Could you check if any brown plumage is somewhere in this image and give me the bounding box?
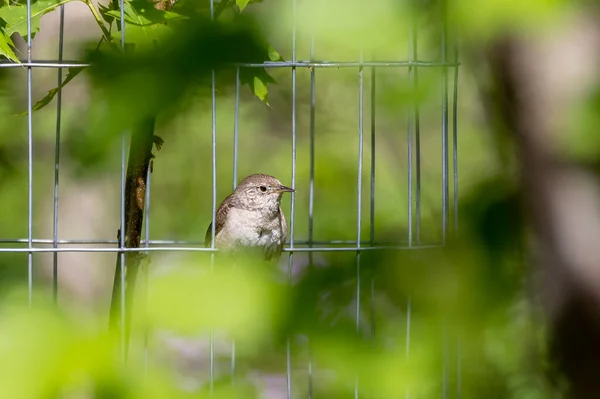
[205,174,294,261]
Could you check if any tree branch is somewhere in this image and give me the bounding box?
[109,116,158,358]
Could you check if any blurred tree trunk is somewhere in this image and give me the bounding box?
[473,10,600,398]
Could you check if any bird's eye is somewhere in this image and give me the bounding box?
[259,186,267,192]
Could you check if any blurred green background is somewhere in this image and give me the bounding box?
[1,0,597,397]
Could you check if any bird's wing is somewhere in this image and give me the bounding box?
[262,209,288,262]
[280,207,288,251]
[205,196,233,248]
[267,207,287,261]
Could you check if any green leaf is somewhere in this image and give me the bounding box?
[18,67,84,115]
[104,0,186,48]
[267,44,283,61]
[236,0,250,11]
[251,75,267,104]
[237,0,264,12]
[104,0,187,25]
[0,0,78,41]
[0,21,19,62]
[240,68,277,106]
[109,25,171,51]
[98,2,118,25]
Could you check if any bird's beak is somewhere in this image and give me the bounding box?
[277,185,295,193]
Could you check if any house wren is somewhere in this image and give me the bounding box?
[204,174,294,261]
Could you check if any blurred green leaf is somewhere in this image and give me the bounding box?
[236,0,250,12]
[267,44,283,61]
[109,22,171,50]
[0,19,19,62]
[294,0,412,60]
[563,87,600,162]
[18,67,84,115]
[451,0,572,39]
[144,263,285,343]
[0,0,76,41]
[85,15,279,129]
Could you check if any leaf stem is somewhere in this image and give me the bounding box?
[82,0,119,51]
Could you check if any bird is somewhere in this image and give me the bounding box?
[204,174,294,261]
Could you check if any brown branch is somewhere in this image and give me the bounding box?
[109,116,158,359]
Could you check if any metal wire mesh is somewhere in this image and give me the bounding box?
[0,0,460,397]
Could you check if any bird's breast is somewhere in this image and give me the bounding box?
[216,208,285,250]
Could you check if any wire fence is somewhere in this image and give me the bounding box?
[0,0,460,397]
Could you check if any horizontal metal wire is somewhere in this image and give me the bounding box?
[0,60,460,69]
[0,61,90,68]
[0,245,439,253]
[0,238,431,246]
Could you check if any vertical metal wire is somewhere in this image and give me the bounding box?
[442,327,448,399]
[286,339,292,399]
[355,51,365,399]
[231,341,236,383]
[231,66,240,383]
[369,67,376,245]
[288,0,297,285]
[356,55,364,328]
[143,165,151,377]
[406,29,418,388]
[409,41,421,245]
[370,279,375,340]
[119,0,127,364]
[453,41,461,399]
[440,3,449,244]
[208,0,217,254]
[405,298,411,399]
[209,73,216,392]
[452,45,459,233]
[369,66,376,341]
[26,0,33,306]
[119,155,126,361]
[457,338,461,399]
[308,37,315,266]
[233,67,240,190]
[407,28,414,247]
[287,0,298,396]
[209,1,216,394]
[307,33,316,399]
[52,4,65,304]
[408,22,423,247]
[441,4,450,397]
[307,351,313,399]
